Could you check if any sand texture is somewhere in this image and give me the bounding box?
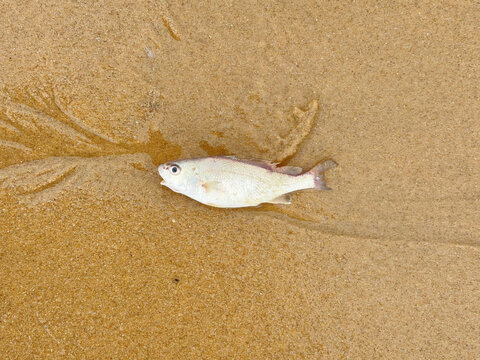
[1,1,479,359]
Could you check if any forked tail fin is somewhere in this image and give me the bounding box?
[309,160,337,190]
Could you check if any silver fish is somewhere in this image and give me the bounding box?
[158,156,336,208]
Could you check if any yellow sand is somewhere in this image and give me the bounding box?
[1,1,479,358]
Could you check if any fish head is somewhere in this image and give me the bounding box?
[158,160,196,193]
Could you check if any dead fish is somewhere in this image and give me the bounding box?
[158,156,337,208]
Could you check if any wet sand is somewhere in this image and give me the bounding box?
[1,1,479,358]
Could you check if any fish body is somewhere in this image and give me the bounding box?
[158,156,336,208]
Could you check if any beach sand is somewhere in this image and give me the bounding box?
[1,1,479,358]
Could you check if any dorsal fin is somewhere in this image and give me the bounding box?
[217,156,278,171]
[216,156,305,175]
[275,166,303,175]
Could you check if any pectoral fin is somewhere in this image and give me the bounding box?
[201,180,222,193]
[266,194,291,205]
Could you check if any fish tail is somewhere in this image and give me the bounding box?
[308,160,337,190]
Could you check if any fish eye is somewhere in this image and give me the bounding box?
[169,164,181,175]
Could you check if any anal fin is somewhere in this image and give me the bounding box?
[266,193,291,205]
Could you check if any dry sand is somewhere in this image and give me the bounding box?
[1,1,479,358]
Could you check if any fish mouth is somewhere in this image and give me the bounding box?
[160,180,166,186]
